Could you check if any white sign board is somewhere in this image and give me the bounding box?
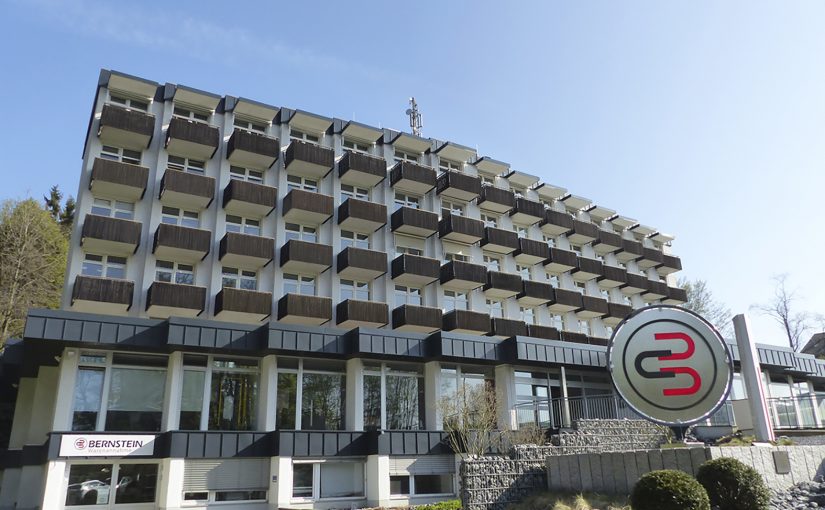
[59,434,156,457]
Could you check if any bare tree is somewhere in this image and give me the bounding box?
[678,278,732,337]
[752,274,812,351]
[438,382,500,458]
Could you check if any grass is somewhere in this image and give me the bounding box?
[508,491,631,510]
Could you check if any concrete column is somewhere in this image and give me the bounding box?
[275,456,293,508]
[162,351,183,431]
[560,366,571,428]
[733,314,775,442]
[40,460,67,510]
[8,378,34,448]
[424,361,442,429]
[28,367,58,444]
[0,468,21,508]
[258,354,278,431]
[366,454,390,507]
[494,365,517,430]
[51,347,80,432]
[157,458,184,510]
[346,358,365,430]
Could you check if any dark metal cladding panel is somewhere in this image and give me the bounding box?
[282,188,334,218]
[515,238,550,260]
[336,300,389,326]
[481,226,519,251]
[600,265,627,284]
[215,288,272,317]
[390,206,439,234]
[337,247,388,275]
[435,170,482,198]
[285,139,335,170]
[219,232,275,262]
[624,273,649,290]
[547,247,578,268]
[608,302,633,320]
[477,185,515,210]
[642,247,664,265]
[662,254,682,271]
[99,104,155,138]
[438,214,484,240]
[667,286,688,303]
[543,209,574,232]
[563,331,589,345]
[279,239,333,268]
[511,197,545,221]
[485,271,523,294]
[72,276,134,307]
[223,179,277,211]
[81,214,142,247]
[91,157,149,192]
[519,280,555,302]
[644,280,669,297]
[572,219,598,239]
[442,309,491,334]
[390,161,437,188]
[153,223,211,254]
[167,117,220,151]
[581,296,609,316]
[338,151,387,180]
[440,260,487,285]
[527,324,560,340]
[575,257,604,276]
[391,254,440,280]
[594,229,622,250]
[550,288,584,309]
[146,282,207,312]
[490,318,527,338]
[161,169,216,201]
[392,305,443,331]
[620,239,643,257]
[227,128,280,161]
[337,198,387,227]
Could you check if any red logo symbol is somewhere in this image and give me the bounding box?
[634,332,702,397]
[74,438,87,450]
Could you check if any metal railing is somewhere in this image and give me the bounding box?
[767,395,825,429]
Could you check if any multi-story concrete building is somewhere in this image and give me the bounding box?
[0,69,693,509]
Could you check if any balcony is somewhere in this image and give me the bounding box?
[338,198,387,233]
[642,280,669,301]
[338,151,387,188]
[336,299,389,329]
[477,185,515,213]
[657,254,682,276]
[489,318,527,339]
[567,220,598,245]
[166,117,220,160]
[483,271,523,298]
[514,238,550,265]
[89,158,149,202]
[223,179,277,218]
[541,209,574,237]
[571,257,603,282]
[226,128,280,169]
[219,232,274,268]
[576,295,609,319]
[562,331,590,345]
[146,281,206,318]
[638,247,664,269]
[284,140,334,178]
[277,294,332,326]
[543,247,577,274]
[214,288,272,323]
[436,171,482,202]
[81,215,142,256]
[391,254,440,287]
[480,226,519,254]
[282,189,334,225]
[153,223,211,263]
[390,161,437,194]
[440,260,487,290]
[517,280,555,306]
[280,239,333,274]
[662,286,688,305]
[616,238,643,263]
[547,288,583,313]
[604,302,633,326]
[509,197,545,225]
[621,273,648,295]
[527,324,560,341]
[598,265,627,288]
[392,304,442,334]
[159,170,215,210]
[390,206,439,238]
[592,229,622,255]
[98,104,155,150]
[443,309,490,335]
[337,247,388,280]
[71,275,133,314]
[438,214,484,244]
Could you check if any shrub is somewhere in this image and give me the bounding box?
[415,499,462,510]
[696,457,771,510]
[630,470,710,510]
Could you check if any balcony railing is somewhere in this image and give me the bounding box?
[767,395,825,430]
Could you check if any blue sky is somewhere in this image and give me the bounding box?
[2,0,823,347]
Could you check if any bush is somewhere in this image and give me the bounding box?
[630,470,709,510]
[696,457,771,510]
[415,499,461,510]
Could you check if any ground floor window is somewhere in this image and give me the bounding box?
[389,456,455,497]
[178,355,259,431]
[363,364,424,430]
[292,460,365,501]
[182,459,268,504]
[276,358,346,430]
[66,462,158,506]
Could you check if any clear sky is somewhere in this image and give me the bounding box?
[2,0,823,348]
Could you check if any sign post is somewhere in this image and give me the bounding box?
[607,305,733,427]
[733,314,775,442]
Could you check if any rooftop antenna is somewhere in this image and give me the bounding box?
[406,97,422,137]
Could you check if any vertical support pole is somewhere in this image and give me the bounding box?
[424,361,442,430]
[40,460,67,510]
[733,314,775,442]
[366,454,390,507]
[162,351,183,431]
[494,365,517,430]
[560,366,571,428]
[51,348,79,432]
[157,458,184,509]
[258,354,278,431]
[346,358,364,430]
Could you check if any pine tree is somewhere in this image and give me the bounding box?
[43,185,62,221]
[60,196,76,229]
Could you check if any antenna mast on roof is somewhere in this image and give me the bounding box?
[406,97,422,137]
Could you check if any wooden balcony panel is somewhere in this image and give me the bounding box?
[392,304,443,334]
[146,281,207,318]
[71,276,134,314]
[223,179,277,218]
[159,169,216,210]
[436,170,482,202]
[226,128,279,169]
[390,206,439,238]
[514,238,550,265]
[80,215,142,256]
[277,294,332,326]
[338,151,387,188]
[98,104,155,150]
[284,140,334,178]
[480,227,519,254]
[89,158,149,202]
[215,288,273,323]
[390,254,440,287]
[166,117,220,160]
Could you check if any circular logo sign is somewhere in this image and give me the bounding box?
[607,305,732,426]
[74,438,87,450]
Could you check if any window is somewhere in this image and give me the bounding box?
[233,117,267,133]
[161,206,199,228]
[90,198,134,220]
[395,285,422,307]
[109,93,149,111]
[514,224,529,239]
[229,166,263,183]
[443,290,468,312]
[604,326,614,338]
[600,288,610,300]
[66,462,158,506]
[487,299,503,318]
[277,359,346,431]
[364,364,424,430]
[285,223,317,242]
[547,274,559,287]
[341,183,369,201]
[574,281,586,294]
[550,314,563,330]
[441,200,464,218]
[444,252,469,263]
[341,231,369,249]
[100,145,141,165]
[511,185,526,197]
[292,461,364,500]
[394,192,420,210]
[394,150,419,163]
[155,260,194,285]
[569,243,583,255]
[343,138,370,154]
[283,274,316,295]
[516,264,531,279]
[543,234,556,247]
[173,106,209,122]
[520,306,536,324]
[483,254,501,272]
[580,320,591,336]
[481,213,498,228]
[341,280,370,301]
[439,159,461,173]
[287,174,318,192]
[82,254,126,279]
[290,129,320,144]
[167,155,205,175]
[222,267,257,290]
[395,242,423,257]
[226,215,261,236]
[179,355,258,431]
[480,173,496,187]
[71,352,167,432]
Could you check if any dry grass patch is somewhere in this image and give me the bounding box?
[508,491,631,510]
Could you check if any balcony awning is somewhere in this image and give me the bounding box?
[534,182,567,201]
[170,84,221,111]
[288,109,333,134]
[339,120,383,143]
[434,141,477,163]
[503,170,539,189]
[560,194,591,212]
[585,205,616,223]
[650,231,675,244]
[228,96,279,123]
[390,131,432,153]
[473,156,509,176]
[105,70,158,99]
[630,223,656,238]
[610,215,637,230]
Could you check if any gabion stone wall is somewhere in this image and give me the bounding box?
[555,419,671,453]
[460,457,547,510]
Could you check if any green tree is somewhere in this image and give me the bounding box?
[60,196,76,230]
[0,199,68,346]
[43,185,63,221]
[679,278,732,337]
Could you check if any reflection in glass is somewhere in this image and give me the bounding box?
[292,464,313,498]
[386,375,423,430]
[179,370,205,430]
[66,464,112,506]
[105,368,165,431]
[72,368,105,431]
[320,463,364,498]
[277,373,297,429]
[301,373,345,430]
[363,375,381,430]
[209,370,258,430]
[114,464,158,504]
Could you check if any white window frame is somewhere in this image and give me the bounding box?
[341,279,370,301]
[90,197,134,220]
[439,159,461,174]
[444,252,469,263]
[550,314,563,330]
[341,183,370,201]
[225,215,261,236]
[394,150,419,163]
[285,223,317,242]
[81,253,127,279]
[513,224,529,239]
[100,145,141,165]
[443,290,468,312]
[441,200,465,218]
[221,267,257,291]
[574,281,586,294]
[290,129,320,144]
[394,285,423,307]
[229,166,263,183]
[161,206,200,228]
[168,155,205,175]
[287,174,318,192]
[155,260,195,285]
[543,234,556,247]
[173,105,209,122]
[516,264,531,279]
[483,254,501,272]
[343,138,371,154]
[233,116,268,134]
[389,473,455,498]
[520,306,536,325]
[108,93,149,112]
[66,460,163,507]
[283,274,316,296]
[481,213,498,228]
[486,299,503,319]
[341,230,370,250]
[394,193,420,210]
[291,460,366,502]
[395,244,423,257]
